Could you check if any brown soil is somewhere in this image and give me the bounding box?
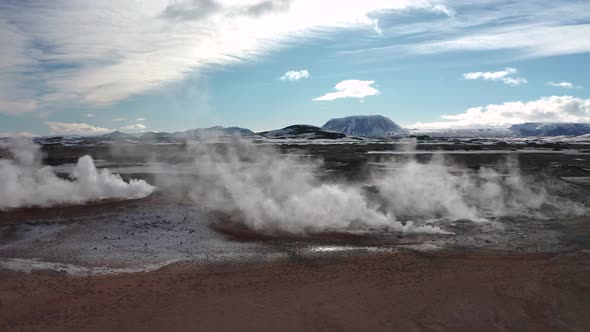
[1,250,589,332]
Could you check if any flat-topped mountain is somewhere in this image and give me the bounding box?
[322,115,408,137]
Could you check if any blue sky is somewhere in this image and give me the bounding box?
[0,0,589,136]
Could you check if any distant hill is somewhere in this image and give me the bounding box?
[509,123,590,136]
[259,124,346,139]
[101,131,137,140]
[173,126,254,139]
[94,126,255,143]
[322,115,408,137]
[138,131,175,142]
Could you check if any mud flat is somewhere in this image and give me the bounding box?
[1,250,589,332]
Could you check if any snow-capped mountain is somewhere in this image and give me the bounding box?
[322,115,408,137]
[509,123,590,136]
[260,125,346,139]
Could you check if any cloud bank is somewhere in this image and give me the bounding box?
[120,124,147,132]
[46,122,111,136]
[0,132,36,138]
[313,80,380,101]
[411,96,590,129]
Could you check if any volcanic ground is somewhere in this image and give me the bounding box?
[1,139,589,331]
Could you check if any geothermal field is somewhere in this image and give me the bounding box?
[0,136,589,331]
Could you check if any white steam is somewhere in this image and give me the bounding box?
[183,140,447,234]
[0,139,155,210]
[375,155,547,221]
[180,139,585,235]
[372,139,585,222]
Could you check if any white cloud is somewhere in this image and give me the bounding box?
[0,0,452,113]
[431,4,455,17]
[136,118,146,122]
[112,117,128,122]
[280,69,310,81]
[86,113,94,118]
[411,96,590,129]
[463,68,527,86]
[313,80,380,101]
[0,99,38,115]
[0,131,37,138]
[46,122,111,136]
[120,123,147,132]
[547,81,580,89]
[369,18,382,35]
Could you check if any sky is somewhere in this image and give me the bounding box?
[0,0,589,136]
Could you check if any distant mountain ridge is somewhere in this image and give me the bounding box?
[138,131,175,142]
[24,121,590,146]
[30,126,255,145]
[102,131,136,140]
[322,115,408,137]
[173,126,254,140]
[509,123,590,136]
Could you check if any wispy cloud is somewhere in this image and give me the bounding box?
[313,80,380,101]
[0,99,37,115]
[46,122,111,136]
[340,2,590,61]
[136,118,146,122]
[112,117,128,122]
[410,96,590,129]
[463,68,527,86]
[547,81,581,89]
[409,24,590,58]
[280,69,310,81]
[0,0,446,114]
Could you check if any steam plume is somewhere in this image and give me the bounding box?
[182,140,447,234]
[179,139,584,234]
[0,138,155,210]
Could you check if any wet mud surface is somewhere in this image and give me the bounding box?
[1,251,589,331]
